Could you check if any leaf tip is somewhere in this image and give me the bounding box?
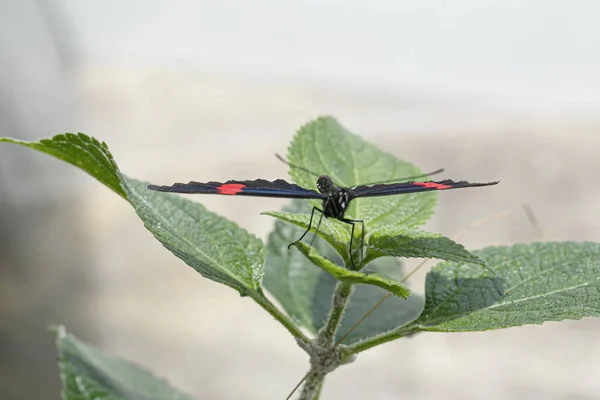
[49,324,67,338]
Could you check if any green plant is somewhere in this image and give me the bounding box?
[3,116,600,400]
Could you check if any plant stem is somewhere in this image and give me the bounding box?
[299,371,325,400]
[318,281,353,346]
[347,324,418,354]
[252,291,311,346]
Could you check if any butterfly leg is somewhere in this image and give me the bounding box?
[288,206,324,249]
[339,217,364,270]
[308,211,325,249]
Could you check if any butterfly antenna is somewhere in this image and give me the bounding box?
[405,168,445,180]
[275,153,321,178]
[360,168,445,186]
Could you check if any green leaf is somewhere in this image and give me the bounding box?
[0,133,126,199]
[270,117,487,271]
[54,326,193,400]
[124,177,265,296]
[1,134,265,297]
[409,242,600,332]
[263,200,423,343]
[294,241,410,298]
[364,226,485,266]
[286,116,438,228]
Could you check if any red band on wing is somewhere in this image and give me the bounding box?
[216,183,246,195]
[413,181,453,190]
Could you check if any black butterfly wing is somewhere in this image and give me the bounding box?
[147,178,325,199]
[352,179,499,198]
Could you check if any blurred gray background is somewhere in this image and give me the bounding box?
[1,1,599,399]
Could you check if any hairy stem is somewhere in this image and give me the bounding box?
[317,281,354,346]
[347,324,418,354]
[299,371,325,400]
[252,291,311,346]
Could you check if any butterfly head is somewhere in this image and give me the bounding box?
[316,175,336,195]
